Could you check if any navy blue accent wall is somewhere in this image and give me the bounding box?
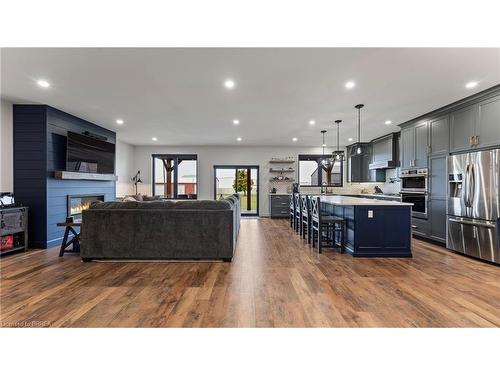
[13,105,116,249]
[13,105,48,248]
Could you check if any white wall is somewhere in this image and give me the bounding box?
[0,99,14,192]
[133,145,400,216]
[115,140,136,197]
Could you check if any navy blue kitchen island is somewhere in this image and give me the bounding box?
[319,196,413,257]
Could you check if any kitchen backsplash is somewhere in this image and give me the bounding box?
[300,168,401,195]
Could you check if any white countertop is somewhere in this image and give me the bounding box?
[358,193,401,200]
[317,195,413,206]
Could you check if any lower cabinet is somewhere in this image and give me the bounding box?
[411,217,428,237]
[269,194,289,218]
[429,199,446,242]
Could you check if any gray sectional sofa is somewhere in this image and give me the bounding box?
[80,195,240,261]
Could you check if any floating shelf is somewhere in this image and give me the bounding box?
[54,171,117,181]
[269,168,295,173]
[269,159,295,164]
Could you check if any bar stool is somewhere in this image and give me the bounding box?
[300,195,312,243]
[310,196,345,253]
[289,194,295,230]
[294,193,301,234]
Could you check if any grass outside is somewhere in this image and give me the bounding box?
[218,193,258,212]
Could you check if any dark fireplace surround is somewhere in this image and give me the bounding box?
[67,194,105,220]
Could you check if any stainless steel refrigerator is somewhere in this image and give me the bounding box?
[447,149,500,264]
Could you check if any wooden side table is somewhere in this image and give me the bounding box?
[57,221,81,257]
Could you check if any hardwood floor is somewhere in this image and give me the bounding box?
[1,218,499,327]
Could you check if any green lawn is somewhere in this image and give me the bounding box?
[218,193,258,212]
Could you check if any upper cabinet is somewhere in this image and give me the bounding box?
[400,122,428,169]
[450,94,500,153]
[450,105,477,152]
[429,115,449,155]
[477,95,500,149]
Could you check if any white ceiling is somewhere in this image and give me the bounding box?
[1,48,499,147]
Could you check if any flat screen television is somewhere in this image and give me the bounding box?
[66,131,115,174]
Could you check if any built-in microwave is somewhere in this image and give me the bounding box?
[400,168,428,192]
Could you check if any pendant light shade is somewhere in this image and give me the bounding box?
[332,119,344,162]
[351,104,367,156]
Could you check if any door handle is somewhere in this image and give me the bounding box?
[470,164,475,209]
[463,164,469,207]
[448,217,495,229]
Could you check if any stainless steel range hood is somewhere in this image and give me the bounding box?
[369,132,400,170]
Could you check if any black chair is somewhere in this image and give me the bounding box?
[300,195,312,243]
[310,197,345,253]
[289,194,295,229]
[294,193,301,234]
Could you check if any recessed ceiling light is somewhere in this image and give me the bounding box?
[309,120,316,126]
[292,137,298,142]
[224,79,235,89]
[236,137,242,142]
[232,119,240,125]
[348,138,353,142]
[385,120,392,125]
[345,81,355,89]
[37,79,50,88]
[116,119,124,125]
[465,81,478,89]
[152,137,158,141]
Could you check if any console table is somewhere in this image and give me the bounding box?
[0,206,28,255]
[57,221,81,257]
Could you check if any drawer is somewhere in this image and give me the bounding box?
[270,195,289,202]
[411,217,428,237]
[270,206,289,217]
[271,200,289,209]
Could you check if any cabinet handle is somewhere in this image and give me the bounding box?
[469,136,474,146]
[427,146,432,154]
[475,135,479,145]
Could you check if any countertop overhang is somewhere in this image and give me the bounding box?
[317,195,413,206]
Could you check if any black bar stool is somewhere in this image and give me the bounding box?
[300,195,312,243]
[294,193,301,234]
[289,194,295,230]
[310,196,345,253]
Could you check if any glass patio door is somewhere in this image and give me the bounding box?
[214,166,259,216]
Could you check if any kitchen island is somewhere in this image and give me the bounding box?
[319,195,413,257]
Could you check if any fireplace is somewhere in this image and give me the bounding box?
[67,194,105,220]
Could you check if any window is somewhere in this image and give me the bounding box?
[298,154,343,187]
[152,154,197,199]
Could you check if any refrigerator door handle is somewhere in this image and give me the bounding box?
[464,164,470,208]
[470,163,476,209]
[448,217,496,229]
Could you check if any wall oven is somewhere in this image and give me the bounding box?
[400,168,428,192]
[401,192,428,219]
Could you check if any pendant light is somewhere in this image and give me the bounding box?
[320,130,332,167]
[352,104,367,156]
[332,119,344,162]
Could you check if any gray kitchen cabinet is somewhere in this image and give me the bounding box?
[428,155,447,243]
[429,115,449,155]
[269,194,289,218]
[400,127,414,169]
[429,155,447,198]
[400,122,428,169]
[476,94,500,149]
[450,104,477,152]
[414,122,429,168]
[411,217,428,237]
[450,94,500,152]
[372,135,392,162]
[429,199,446,242]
